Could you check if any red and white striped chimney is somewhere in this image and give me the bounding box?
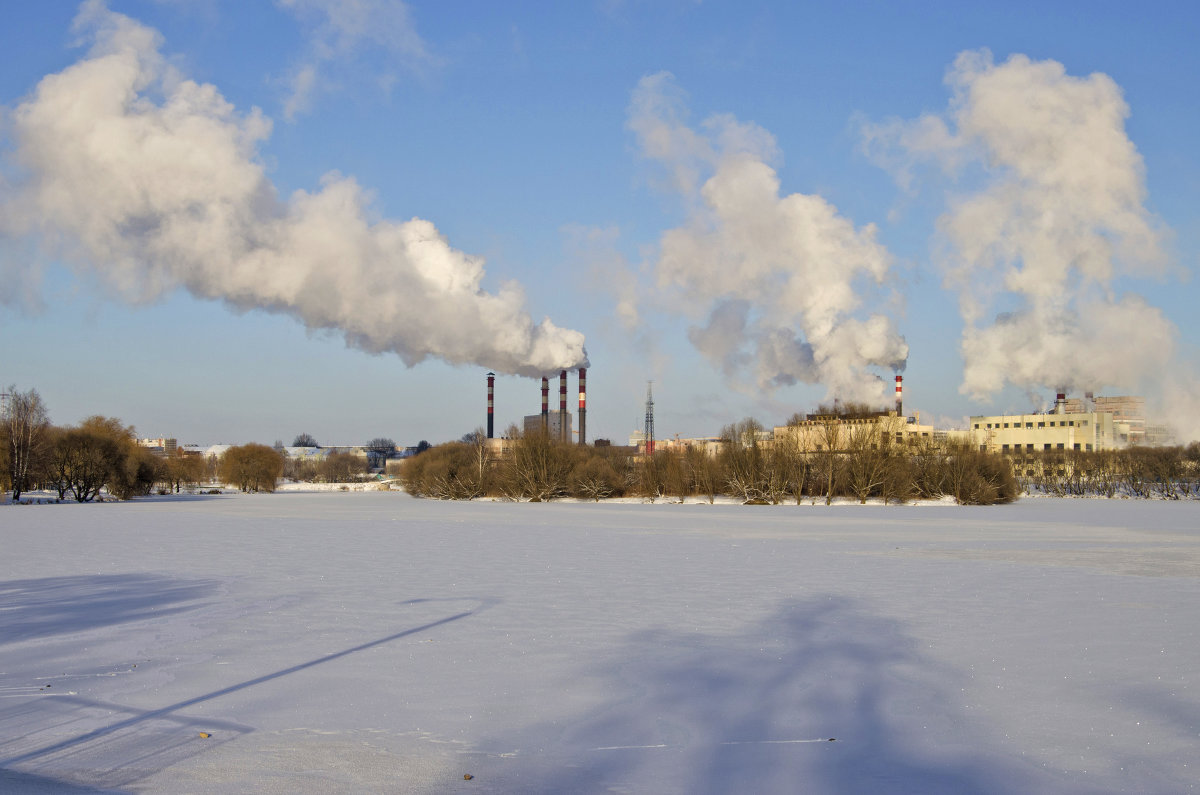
[487,372,495,439]
[578,368,587,446]
[541,376,549,434]
[559,370,568,442]
[894,374,903,416]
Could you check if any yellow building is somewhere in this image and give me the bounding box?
[968,407,1124,454]
[772,410,937,453]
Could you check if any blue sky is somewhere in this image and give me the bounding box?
[2,1,1198,446]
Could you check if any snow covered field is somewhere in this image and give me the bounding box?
[1,494,1196,794]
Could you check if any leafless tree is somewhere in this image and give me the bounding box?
[220,444,285,492]
[843,422,890,504]
[4,385,50,501]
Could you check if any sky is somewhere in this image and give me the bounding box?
[2,0,1198,447]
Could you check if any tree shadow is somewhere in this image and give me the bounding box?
[0,594,491,791]
[0,575,220,644]
[474,597,1068,794]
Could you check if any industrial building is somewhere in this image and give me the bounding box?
[969,393,1127,454]
[772,410,938,453]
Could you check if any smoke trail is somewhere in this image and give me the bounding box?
[628,73,907,406]
[865,50,1174,400]
[1,1,586,378]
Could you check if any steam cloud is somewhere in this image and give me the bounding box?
[1,1,586,378]
[629,73,908,406]
[866,51,1174,399]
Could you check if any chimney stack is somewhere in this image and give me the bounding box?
[487,372,495,439]
[1056,391,1067,415]
[894,374,903,417]
[578,368,587,446]
[559,370,568,443]
[541,377,549,434]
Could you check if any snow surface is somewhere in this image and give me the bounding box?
[1,493,1197,794]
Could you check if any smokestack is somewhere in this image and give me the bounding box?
[541,377,549,434]
[1056,391,1067,415]
[578,367,587,446]
[894,374,903,417]
[559,369,568,443]
[487,372,495,439]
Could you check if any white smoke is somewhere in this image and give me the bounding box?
[1,1,586,379]
[866,50,1175,401]
[276,0,434,120]
[629,72,908,406]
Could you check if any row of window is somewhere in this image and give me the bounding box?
[998,443,1092,452]
[975,419,1089,430]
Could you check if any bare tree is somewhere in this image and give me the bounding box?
[684,445,722,504]
[4,386,50,501]
[720,418,772,503]
[292,433,319,448]
[365,437,396,469]
[221,444,285,492]
[843,422,890,504]
[501,428,571,501]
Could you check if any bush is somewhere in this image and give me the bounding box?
[220,444,284,493]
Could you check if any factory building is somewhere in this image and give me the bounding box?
[1061,394,1144,445]
[969,394,1127,454]
[772,410,938,453]
[523,411,573,440]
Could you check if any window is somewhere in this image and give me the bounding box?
[1057,443,1064,449]
[1069,421,1075,427]
[1026,422,1033,429]
[1026,443,1034,451]
[1002,444,1010,452]
[1003,423,1010,428]
[1044,443,1052,450]
[974,423,980,429]
[1073,443,1081,451]
[1038,422,1045,428]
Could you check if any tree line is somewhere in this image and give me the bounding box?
[402,419,1023,505]
[1,385,385,502]
[1012,445,1200,499]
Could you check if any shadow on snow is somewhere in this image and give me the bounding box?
[474,597,1065,795]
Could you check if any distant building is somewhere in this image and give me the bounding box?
[772,410,937,453]
[1062,395,1145,445]
[968,400,1125,455]
[523,412,573,441]
[136,437,177,456]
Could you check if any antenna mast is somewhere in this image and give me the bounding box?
[644,381,655,455]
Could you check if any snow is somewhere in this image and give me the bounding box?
[1,494,1197,793]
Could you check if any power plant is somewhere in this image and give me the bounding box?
[497,370,588,444]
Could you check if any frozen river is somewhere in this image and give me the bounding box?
[1,493,1197,793]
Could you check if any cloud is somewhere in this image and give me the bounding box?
[276,0,436,120]
[1,2,585,378]
[629,72,907,405]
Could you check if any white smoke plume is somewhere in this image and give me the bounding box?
[1,1,586,379]
[628,73,908,406]
[866,50,1175,401]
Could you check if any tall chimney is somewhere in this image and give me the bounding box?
[541,377,549,435]
[578,367,587,446]
[1056,391,1066,415]
[894,374,903,417]
[487,372,495,439]
[559,369,568,443]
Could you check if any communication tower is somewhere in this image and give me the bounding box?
[644,381,655,455]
